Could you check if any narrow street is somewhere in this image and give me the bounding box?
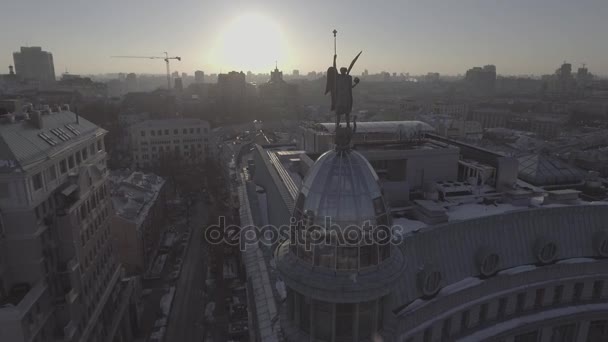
[164,199,209,342]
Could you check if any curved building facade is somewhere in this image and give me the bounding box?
[247,136,608,342]
[276,149,404,342]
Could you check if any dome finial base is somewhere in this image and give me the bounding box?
[334,116,357,150]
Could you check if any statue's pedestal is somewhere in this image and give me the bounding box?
[334,126,354,150]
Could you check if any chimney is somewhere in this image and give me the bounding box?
[30,110,43,129]
[8,66,14,75]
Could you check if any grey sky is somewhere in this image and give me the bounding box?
[2,0,607,76]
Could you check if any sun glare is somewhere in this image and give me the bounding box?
[210,13,289,73]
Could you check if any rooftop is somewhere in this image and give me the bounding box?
[130,118,209,130]
[0,110,104,171]
[310,120,435,135]
[261,145,604,235]
[109,170,165,224]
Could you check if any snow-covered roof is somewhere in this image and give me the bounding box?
[109,170,165,224]
[314,120,435,135]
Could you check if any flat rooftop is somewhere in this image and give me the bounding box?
[261,146,606,236]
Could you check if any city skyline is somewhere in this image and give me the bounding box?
[2,0,608,76]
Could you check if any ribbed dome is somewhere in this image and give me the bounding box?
[293,149,390,227]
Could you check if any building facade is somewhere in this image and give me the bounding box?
[109,171,166,275]
[0,107,138,342]
[13,47,56,83]
[239,121,608,342]
[129,118,210,169]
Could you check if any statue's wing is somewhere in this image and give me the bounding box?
[347,51,363,75]
[325,67,337,95]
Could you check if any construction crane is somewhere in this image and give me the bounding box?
[111,52,181,89]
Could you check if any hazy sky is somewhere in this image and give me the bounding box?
[2,0,608,76]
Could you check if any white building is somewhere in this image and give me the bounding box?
[129,118,210,169]
[0,107,138,342]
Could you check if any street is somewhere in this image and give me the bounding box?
[164,199,209,342]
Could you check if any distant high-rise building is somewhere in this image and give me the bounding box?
[292,69,299,77]
[171,71,179,79]
[174,77,183,91]
[194,70,205,83]
[125,73,137,93]
[465,65,496,93]
[181,72,187,80]
[12,46,56,82]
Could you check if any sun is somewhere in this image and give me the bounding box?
[210,13,289,73]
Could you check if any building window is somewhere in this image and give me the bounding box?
[76,152,82,164]
[423,328,432,342]
[551,323,578,342]
[516,293,526,313]
[47,166,57,181]
[588,320,608,341]
[573,282,584,301]
[534,288,545,308]
[183,128,187,134]
[157,129,162,136]
[479,303,488,324]
[514,331,539,342]
[174,129,178,134]
[299,293,311,334]
[593,280,604,299]
[460,310,470,332]
[59,160,67,174]
[204,127,208,133]
[97,140,103,151]
[32,173,43,190]
[82,148,88,160]
[68,155,75,169]
[441,317,452,340]
[164,129,169,135]
[151,130,155,136]
[497,297,507,318]
[314,301,333,341]
[335,303,354,341]
[140,131,145,137]
[553,285,564,305]
[0,183,9,198]
[90,144,95,155]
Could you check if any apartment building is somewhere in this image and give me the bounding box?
[0,106,137,342]
[129,118,210,169]
[109,170,166,275]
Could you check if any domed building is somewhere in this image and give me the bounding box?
[276,148,404,341]
[242,121,608,342]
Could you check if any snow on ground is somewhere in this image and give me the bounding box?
[148,327,166,342]
[392,217,427,235]
[498,265,537,275]
[402,298,427,313]
[149,254,168,276]
[275,280,287,300]
[556,257,596,264]
[438,277,483,296]
[447,203,521,221]
[205,302,216,322]
[159,287,176,317]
